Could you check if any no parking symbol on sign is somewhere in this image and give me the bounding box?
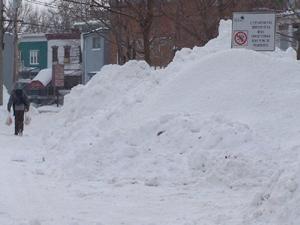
[233,31,248,46]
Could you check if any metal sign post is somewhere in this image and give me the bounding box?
[232,12,276,51]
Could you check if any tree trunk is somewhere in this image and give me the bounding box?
[142,0,154,65]
[143,27,151,65]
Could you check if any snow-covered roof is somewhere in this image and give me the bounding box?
[73,20,102,26]
[83,27,109,36]
[73,20,109,33]
[18,78,32,84]
[32,68,52,87]
[64,70,82,76]
[21,67,40,72]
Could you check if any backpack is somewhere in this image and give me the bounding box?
[14,89,25,106]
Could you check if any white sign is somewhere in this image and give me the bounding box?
[232,12,276,51]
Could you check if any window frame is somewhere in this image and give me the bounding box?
[52,46,58,63]
[92,36,101,50]
[64,45,71,64]
[29,50,39,65]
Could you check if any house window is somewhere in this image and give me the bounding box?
[52,46,58,63]
[19,52,24,68]
[92,37,101,49]
[30,50,39,65]
[79,46,82,63]
[64,45,71,64]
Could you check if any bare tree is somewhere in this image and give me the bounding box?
[51,0,286,66]
[277,1,300,60]
[90,0,158,65]
[161,0,285,50]
[55,0,160,65]
[50,0,94,32]
[5,1,56,33]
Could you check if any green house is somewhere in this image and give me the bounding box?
[19,33,48,70]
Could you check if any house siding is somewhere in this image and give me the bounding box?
[46,33,82,90]
[19,41,48,70]
[47,39,81,70]
[83,32,109,83]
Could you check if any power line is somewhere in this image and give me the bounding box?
[4,18,69,32]
[21,21,69,31]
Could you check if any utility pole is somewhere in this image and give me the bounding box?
[13,0,20,83]
[0,0,4,106]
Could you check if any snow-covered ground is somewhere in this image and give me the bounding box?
[1,20,300,225]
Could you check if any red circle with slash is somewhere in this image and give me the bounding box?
[234,31,248,46]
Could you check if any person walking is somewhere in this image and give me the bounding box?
[7,87,30,136]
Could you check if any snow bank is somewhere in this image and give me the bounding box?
[3,85,9,104]
[42,20,300,224]
[46,20,300,182]
[50,48,295,188]
[0,85,9,116]
[60,60,157,125]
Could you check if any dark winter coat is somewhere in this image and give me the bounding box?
[7,89,30,115]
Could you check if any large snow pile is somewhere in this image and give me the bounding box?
[42,20,300,224]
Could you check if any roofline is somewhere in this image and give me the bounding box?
[83,27,109,36]
[46,32,81,40]
[20,33,46,38]
[30,80,47,89]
